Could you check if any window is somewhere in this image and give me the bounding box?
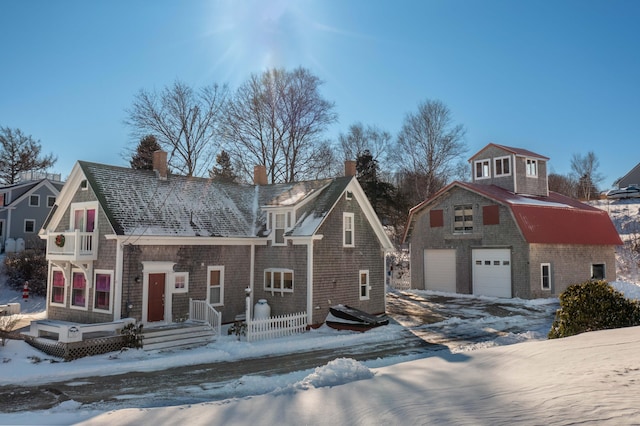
[173,272,189,293]
[24,219,35,233]
[51,270,66,305]
[454,205,473,233]
[343,212,354,247]
[29,195,40,207]
[494,157,511,177]
[80,180,88,190]
[47,196,56,207]
[94,272,113,312]
[71,271,87,309]
[71,202,97,232]
[345,191,353,200]
[264,268,294,294]
[475,160,490,179]
[526,159,538,177]
[359,270,370,300]
[541,263,551,290]
[274,213,286,245]
[207,266,224,306]
[592,264,605,280]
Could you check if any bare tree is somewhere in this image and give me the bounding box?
[548,173,577,198]
[125,80,229,177]
[0,127,57,185]
[394,99,467,204]
[338,122,392,163]
[571,151,604,200]
[221,67,337,183]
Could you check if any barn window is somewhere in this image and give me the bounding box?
[475,160,490,179]
[526,159,538,177]
[430,209,444,227]
[494,156,511,177]
[483,205,500,225]
[541,263,551,290]
[591,264,605,280]
[454,205,473,234]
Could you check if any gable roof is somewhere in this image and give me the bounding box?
[469,143,550,162]
[403,181,622,246]
[0,178,64,208]
[614,161,640,188]
[46,161,392,249]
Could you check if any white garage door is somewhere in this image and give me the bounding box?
[472,248,512,298]
[424,249,456,293]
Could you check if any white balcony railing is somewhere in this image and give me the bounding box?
[46,230,98,261]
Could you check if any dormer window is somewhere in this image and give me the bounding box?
[269,210,293,245]
[475,160,490,180]
[526,159,538,177]
[494,156,511,177]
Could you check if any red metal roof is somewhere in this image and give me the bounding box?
[403,181,623,246]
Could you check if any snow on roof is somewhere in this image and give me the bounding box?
[79,162,351,238]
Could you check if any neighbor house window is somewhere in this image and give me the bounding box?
[591,263,605,280]
[51,270,66,305]
[94,271,113,312]
[494,156,511,177]
[526,159,538,177]
[71,271,87,309]
[475,159,490,179]
[173,272,189,293]
[541,263,551,290]
[343,212,354,247]
[47,196,56,207]
[359,270,370,300]
[207,266,224,306]
[24,219,36,233]
[29,195,40,207]
[264,268,294,294]
[454,205,473,233]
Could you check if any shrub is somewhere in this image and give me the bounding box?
[548,280,640,339]
[3,250,48,297]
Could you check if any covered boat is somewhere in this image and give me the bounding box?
[326,304,389,332]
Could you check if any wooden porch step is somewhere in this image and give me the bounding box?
[142,322,216,351]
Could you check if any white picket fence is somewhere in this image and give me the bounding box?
[246,311,307,342]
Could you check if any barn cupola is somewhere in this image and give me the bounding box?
[468,143,550,197]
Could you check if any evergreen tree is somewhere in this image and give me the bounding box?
[0,126,56,184]
[130,135,161,170]
[209,150,237,182]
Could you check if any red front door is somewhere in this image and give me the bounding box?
[148,273,165,322]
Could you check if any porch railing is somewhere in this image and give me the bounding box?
[189,299,222,337]
[45,230,98,261]
[246,311,307,342]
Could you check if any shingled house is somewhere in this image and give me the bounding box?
[403,143,622,298]
[38,152,392,332]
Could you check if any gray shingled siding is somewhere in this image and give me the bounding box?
[312,195,385,325]
[528,244,617,298]
[470,145,516,192]
[254,243,308,320]
[409,187,532,298]
[513,155,548,196]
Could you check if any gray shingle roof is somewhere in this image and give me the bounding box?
[79,161,351,238]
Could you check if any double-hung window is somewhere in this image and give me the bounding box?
[71,271,87,309]
[51,270,66,305]
[29,195,40,207]
[454,205,473,233]
[475,160,490,179]
[24,219,35,233]
[359,270,370,300]
[343,213,354,247]
[94,271,113,312]
[526,159,538,177]
[494,156,511,177]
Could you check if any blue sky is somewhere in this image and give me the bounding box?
[1,0,638,188]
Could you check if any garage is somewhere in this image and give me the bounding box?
[424,249,456,293]
[472,248,512,298]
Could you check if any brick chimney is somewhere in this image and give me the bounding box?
[254,165,268,185]
[344,160,356,177]
[153,150,168,180]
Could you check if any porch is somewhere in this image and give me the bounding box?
[44,230,98,262]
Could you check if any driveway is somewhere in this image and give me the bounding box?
[1,290,558,413]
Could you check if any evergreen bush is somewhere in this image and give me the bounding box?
[548,280,640,339]
[3,249,48,297]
